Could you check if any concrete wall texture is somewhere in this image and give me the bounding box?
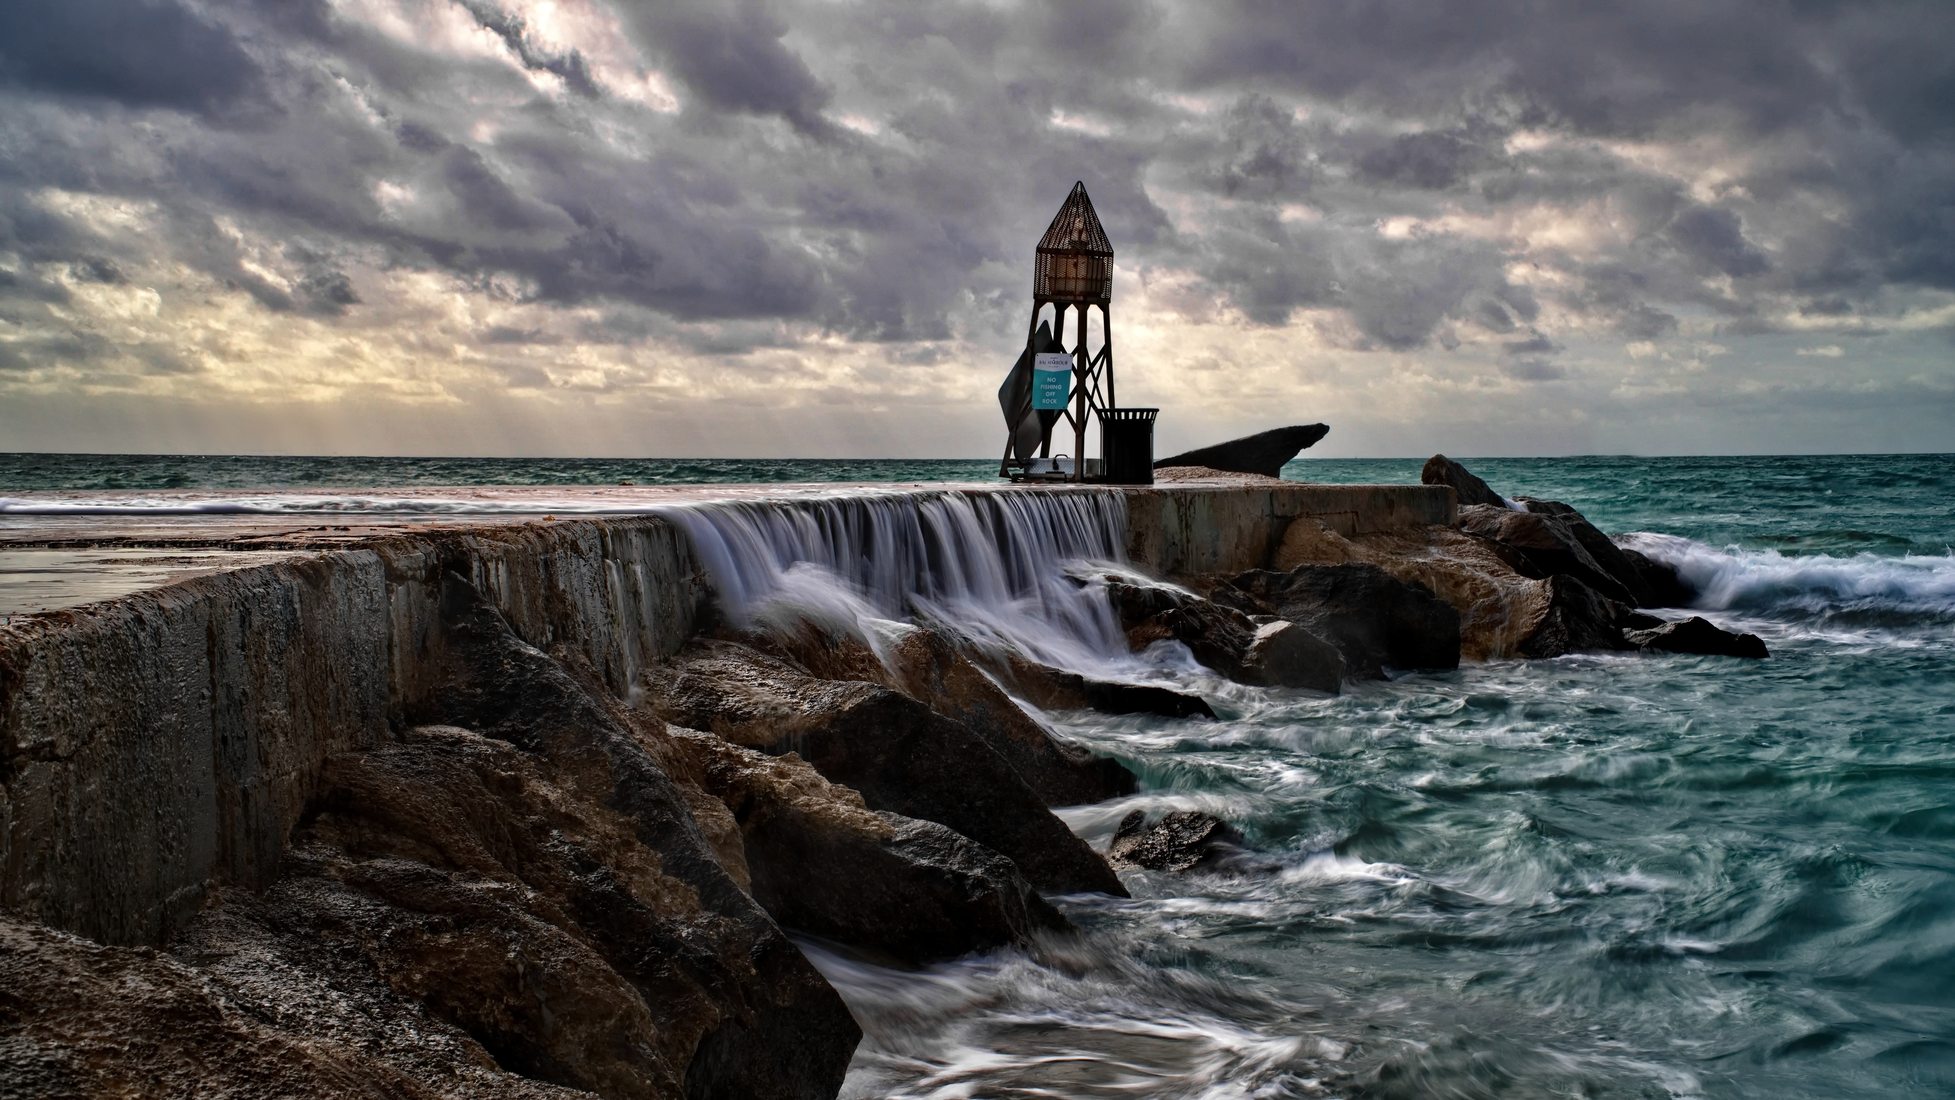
[0,483,1450,946]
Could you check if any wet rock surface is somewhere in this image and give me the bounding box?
[1219,563,1462,678]
[643,640,1128,897]
[1109,579,1344,692]
[1107,811,1248,873]
[1422,453,1509,509]
[1626,615,1769,659]
[1153,423,1330,477]
[761,623,1138,806]
[657,726,1071,965]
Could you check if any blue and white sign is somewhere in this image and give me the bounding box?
[1032,352,1071,411]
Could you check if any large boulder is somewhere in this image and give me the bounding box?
[750,623,1138,806]
[1107,811,1247,873]
[1154,423,1329,477]
[1218,563,1462,678]
[1626,616,1769,659]
[1459,503,1639,605]
[406,575,860,1099]
[1421,454,1508,508]
[658,728,1070,965]
[642,640,1127,897]
[1108,580,1344,692]
[1516,575,1635,658]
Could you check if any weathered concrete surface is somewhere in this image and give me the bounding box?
[0,480,1431,946]
[0,516,706,946]
[1123,481,1456,579]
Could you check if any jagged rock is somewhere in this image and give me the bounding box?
[1626,616,1769,659]
[1422,454,1508,508]
[1219,563,1462,678]
[1617,545,1697,609]
[1433,458,1693,609]
[1459,503,1638,605]
[987,652,1217,719]
[1082,678,1218,719]
[1153,424,1330,477]
[1517,575,1634,658]
[410,575,860,1099]
[658,728,1069,965]
[746,623,1138,807]
[1108,580,1344,692]
[0,912,579,1100]
[1107,811,1246,873]
[643,640,1128,897]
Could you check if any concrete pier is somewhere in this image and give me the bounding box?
[0,479,1452,945]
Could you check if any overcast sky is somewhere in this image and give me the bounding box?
[2,0,1952,458]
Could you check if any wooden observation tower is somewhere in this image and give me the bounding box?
[1018,182,1115,481]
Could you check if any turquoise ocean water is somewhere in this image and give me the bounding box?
[5,451,1954,1097]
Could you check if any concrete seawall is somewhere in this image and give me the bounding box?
[0,481,1451,946]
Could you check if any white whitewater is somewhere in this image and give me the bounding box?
[656,488,1135,673]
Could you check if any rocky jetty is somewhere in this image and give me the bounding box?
[0,471,1761,1098]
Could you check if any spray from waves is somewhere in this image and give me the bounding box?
[656,488,1134,673]
[1623,531,1955,627]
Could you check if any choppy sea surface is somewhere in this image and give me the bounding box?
[5,450,1954,1098]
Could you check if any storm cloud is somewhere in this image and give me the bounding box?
[1,0,1951,457]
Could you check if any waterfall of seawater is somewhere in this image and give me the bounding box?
[656,475,1955,1100]
[658,488,1136,673]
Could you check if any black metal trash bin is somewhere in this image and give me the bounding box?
[1101,407,1159,485]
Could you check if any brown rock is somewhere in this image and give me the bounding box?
[643,640,1128,897]
[408,574,861,1099]
[1107,811,1247,873]
[658,727,1071,965]
[747,623,1138,806]
[0,913,577,1100]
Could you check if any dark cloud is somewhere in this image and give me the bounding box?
[620,0,833,134]
[0,0,263,116]
[0,0,1951,432]
[1666,204,1770,279]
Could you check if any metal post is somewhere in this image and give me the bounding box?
[1069,298,1085,480]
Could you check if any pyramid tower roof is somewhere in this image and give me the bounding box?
[1036,181,1112,256]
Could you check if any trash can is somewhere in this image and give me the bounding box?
[1101,407,1158,485]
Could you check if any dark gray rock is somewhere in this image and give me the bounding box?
[1219,563,1461,678]
[1626,616,1769,659]
[1108,811,1246,873]
[1422,454,1508,508]
[661,729,1071,966]
[1618,545,1697,609]
[412,575,860,1100]
[984,653,1216,720]
[1516,575,1635,658]
[1154,424,1329,477]
[1080,678,1217,719]
[1108,581,1344,692]
[644,641,1129,897]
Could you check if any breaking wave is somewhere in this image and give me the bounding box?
[1623,531,1955,626]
